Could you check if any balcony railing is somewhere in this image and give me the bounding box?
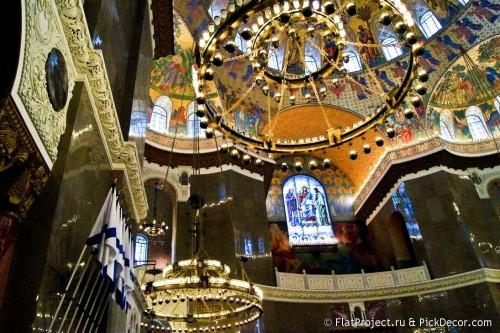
[275,263,431,290]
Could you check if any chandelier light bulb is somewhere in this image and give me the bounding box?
[404,108,414,119]
[349,150,358,160]
[345,2,357,16]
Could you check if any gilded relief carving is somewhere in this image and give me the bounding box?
[0,98,50,220]
[17,0,76,162]
[55,0,148,219]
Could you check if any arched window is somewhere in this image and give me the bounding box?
[420,11,442,38]
[305,36,322,73]
[150,96,172,132]
[439,109,455,141]
[134,234,148,265]
[187,102,206,138]
[207,0,229,20]
[235,30,248,53]
[267,48,284,71]
[494,95,500,113]
[343,47,363,72]
[282,175,334,246]
[466,106,489,140]
[381,37,403,61]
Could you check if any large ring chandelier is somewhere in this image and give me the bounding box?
[142,258,263,332]
[194,0,429,153]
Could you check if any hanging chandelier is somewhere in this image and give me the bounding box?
[140,182,169,237]
[193,0,428,154]
[141,207,263,332]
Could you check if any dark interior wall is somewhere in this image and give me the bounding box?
[369,171,499,278]
[0,84,117,332]
[368,203,399,271]
[141,180,175,268]
[83,0,149,140]
[385,283,500,333]
[174,169,274,285]
[128,6,153,165]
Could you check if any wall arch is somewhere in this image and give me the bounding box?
[389,211,417,269]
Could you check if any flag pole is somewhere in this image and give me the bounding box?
[47,245,90,332]
[55,254,94,333]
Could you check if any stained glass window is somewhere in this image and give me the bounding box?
[258,236,265,254]
[134,234,148,265]
[466,106,489,140]
[282,175,334,246]
[343,47,363,73]
[381,37,403,61]
[391,182,422,240]
[439,109,455,141]
[244,237,253,256]
[150,96,172,132]
[420,11,442,38]
[187,102,206,138]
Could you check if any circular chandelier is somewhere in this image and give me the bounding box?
[142,258,263,332]
[140,182,169,237]
[193,0,429,153]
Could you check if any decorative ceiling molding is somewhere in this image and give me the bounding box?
[256,268,500,303]
[144,142,276,191]
[354,136,500,220]
[56,0,148,220]
[12,0,77,167]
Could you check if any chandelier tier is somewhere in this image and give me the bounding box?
[142,208,264,332]
[194,0,427,153]
[143,258,263,331]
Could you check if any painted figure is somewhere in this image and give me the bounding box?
[349,76,371,100]
[471,2,498,23]
[298,186,316,222]
[285,188,300,226]
[358,25,378,63]
[313,188,329,225]
[453,18,483,44]
[390,61,403,79]
[432,36,461,61]
[418,50,440,74]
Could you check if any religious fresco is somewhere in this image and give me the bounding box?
[268,224,376,273]
[156,1,499,149]
[427,35,500,140]
[365,301,387,321]
[267,157,377,274]
[150,12,196,98]
[266,156,357,223]
[334,222,377,271]
[283,175,334,246]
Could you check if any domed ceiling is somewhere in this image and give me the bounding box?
[147,0,500,188]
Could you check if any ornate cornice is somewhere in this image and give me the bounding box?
[56,0,148,220]
[256,268,500,303]
[354,136,500,219]
[145,142,276,192]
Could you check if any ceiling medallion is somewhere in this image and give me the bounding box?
[194,0,427,154]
